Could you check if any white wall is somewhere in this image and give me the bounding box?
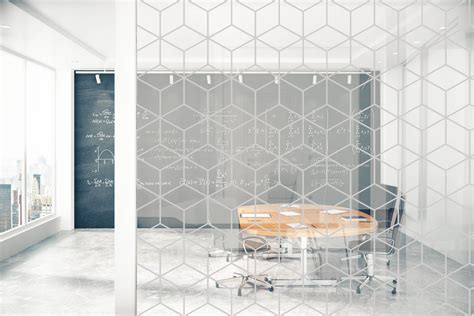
[55,68,74,230]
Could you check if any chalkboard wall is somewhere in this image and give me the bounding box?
[74,74,114,228]
[136,73,380,228]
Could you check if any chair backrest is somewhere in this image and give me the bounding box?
[357,184,405,241]
[373,184,404,241]
[389,185,404,241]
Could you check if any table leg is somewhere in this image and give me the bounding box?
[367,253,374,277]
[301,236,308,278]
[273,235,337,288]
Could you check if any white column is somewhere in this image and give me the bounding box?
[115,0,137,315]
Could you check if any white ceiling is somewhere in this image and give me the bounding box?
[0,0,115,69]
[0,0,469,71]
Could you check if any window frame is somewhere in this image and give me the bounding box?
[0,48,56,236]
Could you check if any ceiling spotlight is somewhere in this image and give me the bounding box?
[312,75,317,85]
[413,40,420,45]
[439,26,446,30]
[238,74,243,84]
[169,74,174,84]
[0,25,11,29]
[393,52,399,55]
[95,74,101,84]
[347,74,352,85]
[206,75,211,85]
[274,75,279,84]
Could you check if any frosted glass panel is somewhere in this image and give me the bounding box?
[136,1,473,314]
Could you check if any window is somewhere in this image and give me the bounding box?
[26,62,55,223]
[0,50,55,233]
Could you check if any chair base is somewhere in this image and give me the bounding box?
[355,275,397,295]
[216,273,274,296]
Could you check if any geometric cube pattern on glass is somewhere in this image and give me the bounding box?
[137,1,473,314]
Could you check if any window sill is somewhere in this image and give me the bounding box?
[0,213,59,242]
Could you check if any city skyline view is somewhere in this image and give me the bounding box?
[0,157,53,233]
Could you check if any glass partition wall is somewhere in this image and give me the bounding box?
[136,1,472,314]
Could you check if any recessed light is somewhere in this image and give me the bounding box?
[0,25,11,29]
[393,52,399,55]
[414,40,420,44]
[439,26,446,30]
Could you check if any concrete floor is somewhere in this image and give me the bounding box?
[0,230,471,315]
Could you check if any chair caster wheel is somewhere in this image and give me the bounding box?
[356,288,361,294]
[392,280,397,285]
[269,286,274,292]
[391,289,397,295]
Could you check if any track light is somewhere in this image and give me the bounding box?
[95,74,101,84]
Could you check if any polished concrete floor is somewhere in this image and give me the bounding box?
[0,230,115,315]
[0,230,471,315]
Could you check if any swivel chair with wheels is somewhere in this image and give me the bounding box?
[216,236,274,296]
[345,184,404,295]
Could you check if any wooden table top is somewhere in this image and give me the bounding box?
[238,203,377,238]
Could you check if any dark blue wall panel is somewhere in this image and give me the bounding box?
[74,74,114,228]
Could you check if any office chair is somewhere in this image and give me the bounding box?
[216,236,274,296]
[345,184,404,295]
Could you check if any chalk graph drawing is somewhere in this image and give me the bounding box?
[94,146,114,173]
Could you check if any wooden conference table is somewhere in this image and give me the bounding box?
[237,203,377,286]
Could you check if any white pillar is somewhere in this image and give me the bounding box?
[115,0,137,314]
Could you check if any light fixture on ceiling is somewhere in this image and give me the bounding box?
[312,75,317,85]
[347,74,352,85]
[414,40,420,45]
[206,75,211,85]
[274,75,279,84]
[238,74,243,84]
[169,74,174,84]
[95,74,101,84]
[393,52,399,55]
[0,25,11,30]
[439,26,446,30]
